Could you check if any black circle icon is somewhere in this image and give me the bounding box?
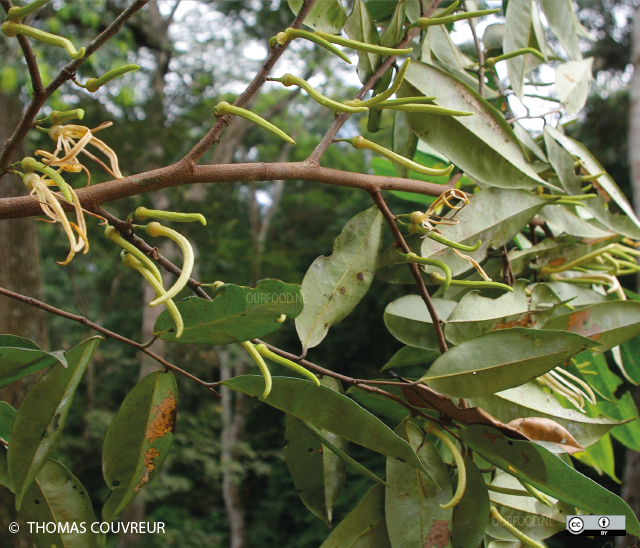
[599,517,610,528]
[568,517,584,533]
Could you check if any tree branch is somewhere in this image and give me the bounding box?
[0,285,220,395]
[0,160,453,220]
[369,190,448,353]
[0,0,149,177]
[183,0,317,164]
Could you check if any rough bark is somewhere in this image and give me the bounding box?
[0,91,46,548]
[618,5,640,547]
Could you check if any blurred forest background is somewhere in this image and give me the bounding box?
[0,1,638,547]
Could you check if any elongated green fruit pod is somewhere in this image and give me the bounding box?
[280,28,352,64]
[122,253,184,338]
[49,109,84,125]
[433,0,460,19]
[21,156,73,203]
[402,252,452,291]
[377,103,473,116]
[489,507,545,548]
[84,64,140,92]
[135,207,206,225]
[345,58,412,108]
[580,172,606,182]
[314,30,413,56]
[241,341,272,399]
[146,222,195,307]
[366,96,436,107]
[276,74,367,113]
[484,47,545,69]
[409,223,482,252]
[8,0,51,22]
[429,274,514,292]
[485,482,534,497]
[425,422,466,509]
[213,101,296,145]
[341,136,454,176]
[519,481,552,507]
[104,226,163,284]
[255,344,320,386]
[414,8,500,29]
[1,21,85,59]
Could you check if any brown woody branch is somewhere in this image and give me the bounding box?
[0,0,149,177]
[0,160,453,220]
[0,285,220,396]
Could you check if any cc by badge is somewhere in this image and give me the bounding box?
[568,517,584,534]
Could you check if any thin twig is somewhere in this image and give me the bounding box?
[468,16,485,98]
[369,190,448,353]
[0,286,220,396]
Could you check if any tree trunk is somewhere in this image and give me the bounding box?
[618,5,640,548]
[0,91,47,548]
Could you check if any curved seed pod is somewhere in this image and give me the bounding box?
[146,222,195,307]
[314,30,413,55]
[484,47,545,69]
[489,507,545,548]
[241,341,272,399]
[135,207,206,225]
[401,252,452,291]
[213,101,296,145]
[341,136,454,176]
[84,65,140,92]
[408,223,482,252]
[364,96,436,108]
[1,21,85,59]
[414,8,500,29]
[278,28,351,64]
[425,422,466,509]
[275,74,367,113]
[428,274,515,292]
[433,0,460,19]
[21,157,73,203]
[8,0,51,22]
[255,344,320,386]
[104,226,163,285]
[485,482,533,497]
[122,254,184,338]
[49,109,85,125]
[377,103,473,116]
[519,481,552,507]
[345,58,412,108]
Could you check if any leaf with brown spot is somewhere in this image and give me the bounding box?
[424,520,451,548]
[145,390,177,443]
[543,301,640,354]
[508,417,584,455]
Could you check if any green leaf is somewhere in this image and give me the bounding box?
[296,206,384,352]
[571,350,621,400]
[418,188,550,276]
[380,1,405,49]
[155,279,302,344]
[376,234,425,284]
[384,295,456,350]
[420,328,599,398]
[513,122,547,163]
[620,336,640,384]
[430,25,473,73]
[538,205,614,239]
[222,375,434,478]
[346,386,411,424]
[287,0,346,34]
[457,424,640,535]
[542,301,640,354]
[543,281,613,307]
[545,126,640,238]
[482,23,504,56]
[320,484,389,548]
[398,61,548,189]
[299,419,388,488]
[20,459,98,548]
[345,0,381,84]
[451,456,490,548]
[540,0,582,60]
[284,414,346,526]
[381,346,440,372]
[102,370,178,523]
[0,335,68,388]
[486,473,572,541]
[8,337,99,510]
[0,401,16,444]
[503,0,532,100]
[391,110,418,179]
[385,420,453,548]
[573,433,620,483]
[469,381,627,448]
[587,391,640,453]
[555,59,594,115]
